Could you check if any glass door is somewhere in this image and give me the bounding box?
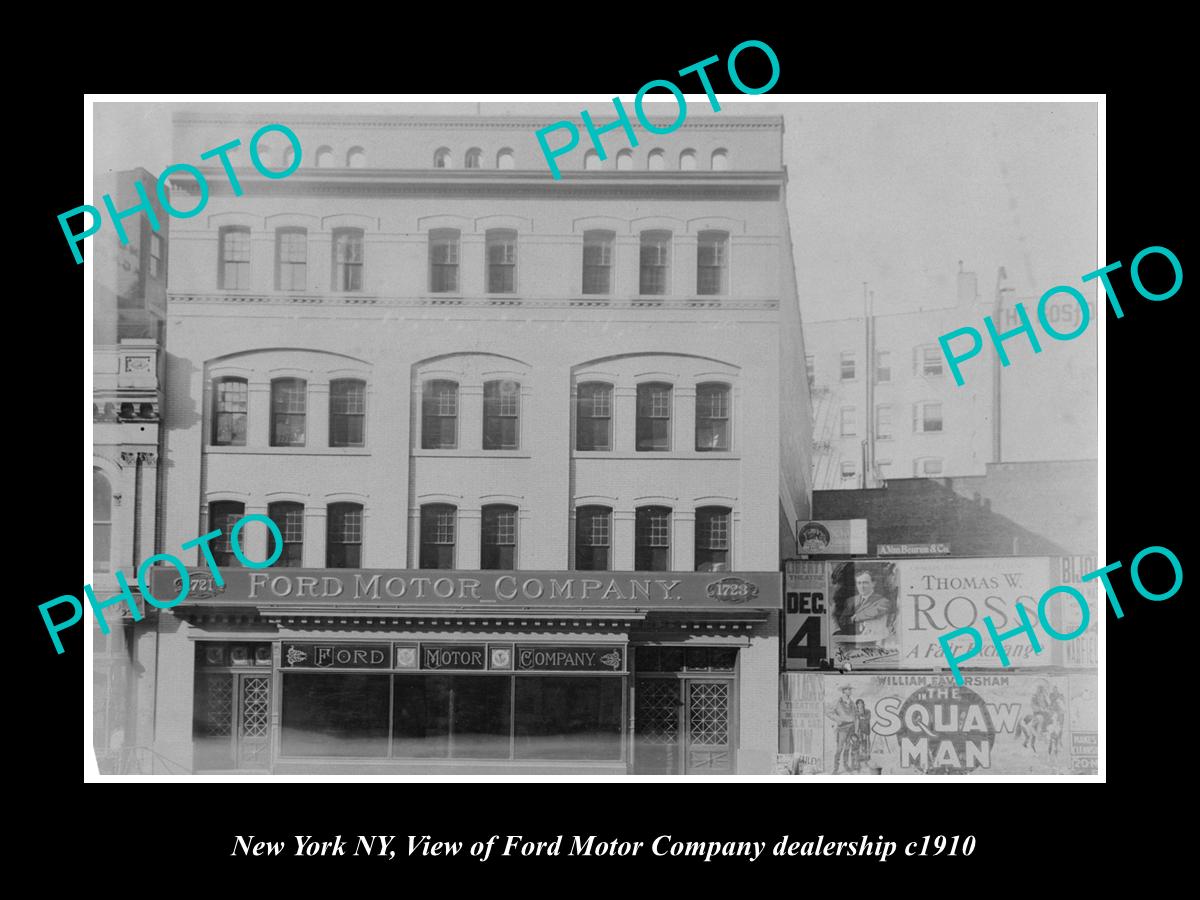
[633,677,734,774]
[683,679,733,774]
[194,671,272,771]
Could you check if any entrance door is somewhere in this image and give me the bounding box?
[195,672,272,771]
[634,678,733,774]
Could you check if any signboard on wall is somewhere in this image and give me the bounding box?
[795,520,867,555]
[1056,556,1098,668]
[829,560,901,669]
[783,560,828,670]
[779,672,1095,776]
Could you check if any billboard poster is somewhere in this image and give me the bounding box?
[1068,672,1098,774]
[783,560,828,670]
[794,674,1085,775]
[778,673,825,774]
[896,557,1058,669]
[829,560,901,669]
[1055,556,1099,668]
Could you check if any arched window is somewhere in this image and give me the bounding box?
[616,149,634,171]
[636,382,672,451]
[635,506,672,571]
[434,147,453,168]
[275,227,307,291]
[576,382,612,451]
[421,380,458,449]
[329,378,366,447]
[481,504,518,570]
[93,469,112,571]
[584,150,601,170]
[496,148,515,169]
[711,149,729,171]
[218,226,250,290]
[695,383,731,451]
[695,506,731,572]
[315,146,334,168]
[268,501,304,567]
[282,145,296,170]
[639,230,671,295]
[582,229,614,295]
[209,501,245,567]
[679,149,697,170]
[697,230,729,296]
[465,148,482,168]
[483,380,520,450]
[420,504,456,568]
[346,146,367,168]
[647,149,666,170]
[575,506,611,571]
[270,378,307,447]
[326,502,363,568]
[331,227,364,292]
[429,228,460,293]
[212,376,248,446]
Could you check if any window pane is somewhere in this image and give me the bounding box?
[514,677,623,760]
[271,379,306,446]
[640,233,670,295]
[696,385,730,451]
[636,384,671,451]
[209,501,245,566]
[420,506,456,569]
[697,232,728,295]
[635,507,671,571]
[330,380,365,447]
[326,503,362,568]
[281,673,389,757]
[268,502,304,567]
[695,507,730,572]
[576,384,612,451]
[421,381,457,449]
[392,675,511,759]
[482,506,517,570]
[575,507,611,571]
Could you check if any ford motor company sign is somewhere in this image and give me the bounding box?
[151,568,782,609]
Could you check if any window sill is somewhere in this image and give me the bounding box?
[573,451,740,461]
[206,445,371,456]
[412,449,531,459]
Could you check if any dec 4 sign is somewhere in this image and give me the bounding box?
[784,560,827,670]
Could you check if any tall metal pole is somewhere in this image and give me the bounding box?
[992,267,1007,463]
[863,283,874,488]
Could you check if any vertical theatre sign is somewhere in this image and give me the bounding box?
[783,560,827,670]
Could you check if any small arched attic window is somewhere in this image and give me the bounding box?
[584,150,601,170]
[465,148,482,168]
[711,149,729,171]
[647,149,666,170]
[434,147,453,168]
[283,145,296,170]
[496,148,515,169]
[616,149,633,171]
[315,146,334,168]
[347,146,367,168]
[679,150,697,170]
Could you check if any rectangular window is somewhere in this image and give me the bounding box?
[332,229,363,292]
[429,230,460,293]
[392,675,511,759]
[575,507,611,571]
[268,502,304,567]
[697,231,728,295]
[635,507,671,571]
[276,229,307,291]
[840,351,856,381]
[639,231,670,295]
[219,227,250,290]
[481,505,517,570]
[840,406,856,437]
[695,507,730,572]
[576,383,612,451]
[841,461,857,478]
[483,381,520,450]
[582,231,614,294]
[421,381,458,449]
[326,503,362,568]
[487,230,517,293]
[420,506,456,569]
[280,673,390,758]
[876,350,891,383]
[514,677,623,760]
[916,458,944,476]
[920,346,945,377]
[636,383,672,451]
[695,383,730,451]
[876,405,893,440]
[805,354,815,389]
[329,380,366,448]
[150,232,163,279]
[271,379,307,447]
[212,378,247,446]
[914,402,944,433]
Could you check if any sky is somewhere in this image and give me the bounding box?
[92,97,1098,326]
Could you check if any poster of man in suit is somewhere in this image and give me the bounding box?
[831,561,899,668]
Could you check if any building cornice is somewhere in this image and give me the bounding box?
[171,113,785,131]
[168,293,781,312]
